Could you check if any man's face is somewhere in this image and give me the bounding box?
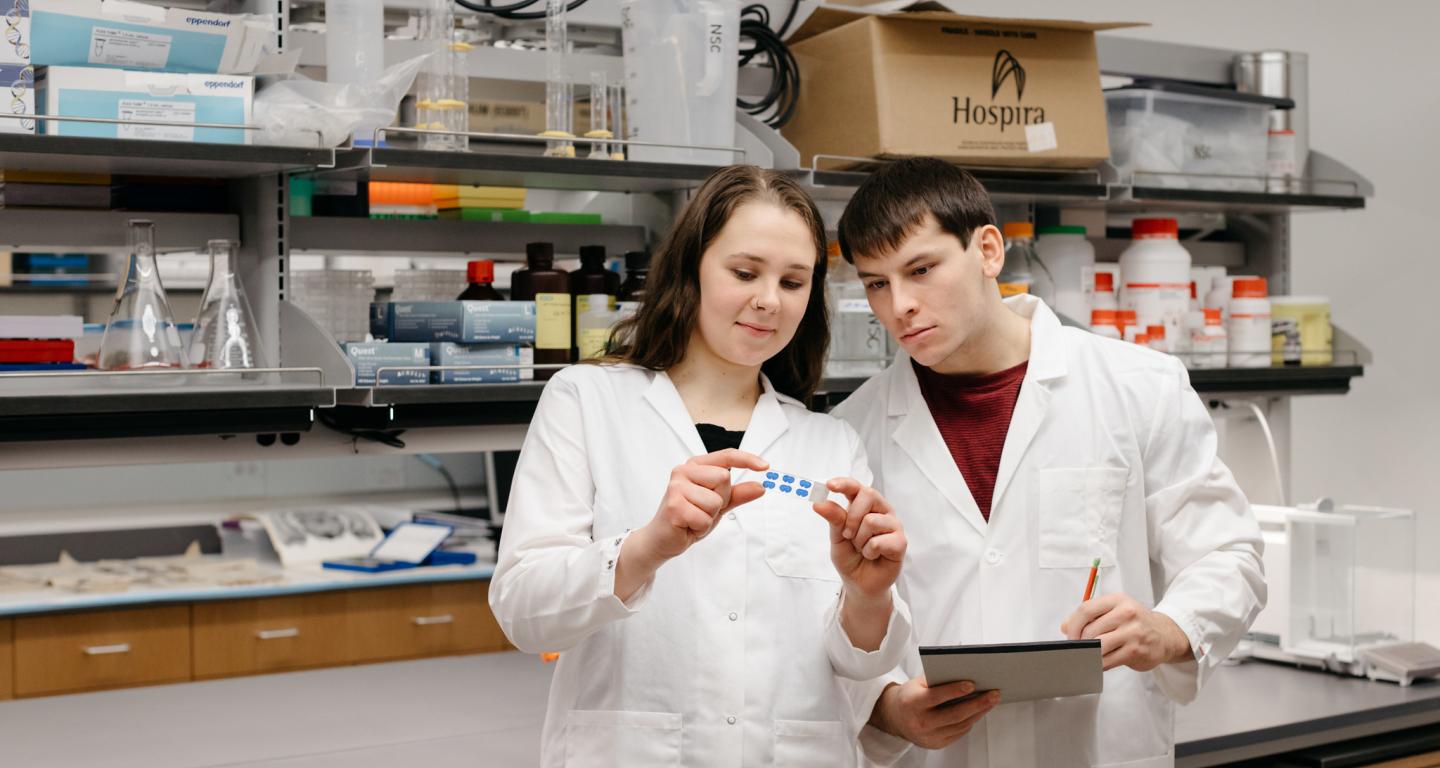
[853,215,1000,369]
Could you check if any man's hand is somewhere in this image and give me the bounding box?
[813,477,906,600]
[871,676,1000,750]
[1060,593,1194,672]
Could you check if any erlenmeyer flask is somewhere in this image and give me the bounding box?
[190,239,265,370]
[98,219,189,371]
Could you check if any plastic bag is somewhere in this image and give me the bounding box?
[253,53,428,148]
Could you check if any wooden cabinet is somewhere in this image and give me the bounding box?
[345,581,508,664]
[192,592,347,679]
[13,605,191,697]
[0,618,12,701]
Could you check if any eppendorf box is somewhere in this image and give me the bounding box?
[782,4,1138,168]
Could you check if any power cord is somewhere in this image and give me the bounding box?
[738,1,801,128]
[415,453,465,513]
[453,0,590,21]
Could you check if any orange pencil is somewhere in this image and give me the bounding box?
[1082,557,1100,601]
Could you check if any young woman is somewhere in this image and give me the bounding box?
[490,165,912,767]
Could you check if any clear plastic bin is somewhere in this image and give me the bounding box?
[1105,87,1270,191]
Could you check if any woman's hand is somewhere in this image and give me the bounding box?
[614,449,768,600]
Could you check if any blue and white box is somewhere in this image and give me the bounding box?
[344,342,430,387]
[29,0,268,74]
[0,63,34,134]
[37,65,252,143]
[430,342,533,384]
[386,301,537,344]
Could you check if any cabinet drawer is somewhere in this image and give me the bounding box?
[345,581,507,663]
[193,592,347,679]
[14,605,190,697]
[0,618,12,701]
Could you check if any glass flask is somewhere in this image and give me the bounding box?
[98,219,189,371]
[190,239,265,370]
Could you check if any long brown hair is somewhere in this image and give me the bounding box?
[602,165,830,401]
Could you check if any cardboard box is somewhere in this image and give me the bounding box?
[782,4,1138,168]
[385,301,537,344]
[37,66,252,144]
[430,342,533,384]
[344,342,430,387]
[29,0,268,74]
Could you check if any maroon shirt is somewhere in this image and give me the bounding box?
[912,359,1029,522]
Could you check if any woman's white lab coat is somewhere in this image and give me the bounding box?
[832,296,1266,768]
[490,363,912,768]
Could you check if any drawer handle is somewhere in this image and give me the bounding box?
[256,628,301,640]
[412,614,454,626]
[83,643,131,656]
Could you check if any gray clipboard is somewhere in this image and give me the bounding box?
[919,640,1103,703]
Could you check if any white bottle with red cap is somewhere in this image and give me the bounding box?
[1228,277,1271,368]
[1190,308,1228,369]
[1119,218,1192,352]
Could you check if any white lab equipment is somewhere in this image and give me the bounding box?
[1035,225,1095,323]
[1247,503,1440,686]
[620,0,739,164]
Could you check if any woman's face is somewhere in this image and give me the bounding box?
[692,200,817,369]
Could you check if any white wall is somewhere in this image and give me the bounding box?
[894,0,1440,642]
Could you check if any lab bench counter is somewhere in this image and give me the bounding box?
[2,652,1437,767]
[1177,659,1440,767]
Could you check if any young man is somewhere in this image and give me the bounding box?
[831,158,1266,768]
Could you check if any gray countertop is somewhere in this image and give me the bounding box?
[2,652,1437,767]
[1176,658,1440,766]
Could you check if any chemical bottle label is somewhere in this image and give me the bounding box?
[577,295,617,315]
[535,293,572,350]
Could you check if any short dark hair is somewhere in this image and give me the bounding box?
[601,165,830,401]
[836,157,997,263]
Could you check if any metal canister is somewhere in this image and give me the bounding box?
[1234,51,1309,193]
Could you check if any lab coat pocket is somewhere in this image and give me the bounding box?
[1036,467,1127,569]
[763,498,841,582]
[563,710,683,768]
[773,719,850,767]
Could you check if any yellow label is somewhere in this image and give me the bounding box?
[535,293,572,350]
[576,295,616,315]
[998,282,1030,298]
[579,328,611,360]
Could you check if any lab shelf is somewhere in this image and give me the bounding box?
[802,167,1110,204]
[0,134,334,179]
[289,216,648,256]
[328,382,548,430]
[330,146,728,194]
[0,373,335,442]
[0,210,239,253]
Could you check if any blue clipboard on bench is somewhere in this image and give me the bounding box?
[919,639,1104,703]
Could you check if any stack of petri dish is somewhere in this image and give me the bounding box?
[391,268,467,302]
[289,269,376,343]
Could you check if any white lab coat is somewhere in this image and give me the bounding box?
[490,363,912,768]
[832,296,1266,768]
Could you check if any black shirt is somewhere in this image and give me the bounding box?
[695,422,745,453]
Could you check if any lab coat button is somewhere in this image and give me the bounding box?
[728,612,738,621]
[985,549,1001,564]
[726,716,737,725]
